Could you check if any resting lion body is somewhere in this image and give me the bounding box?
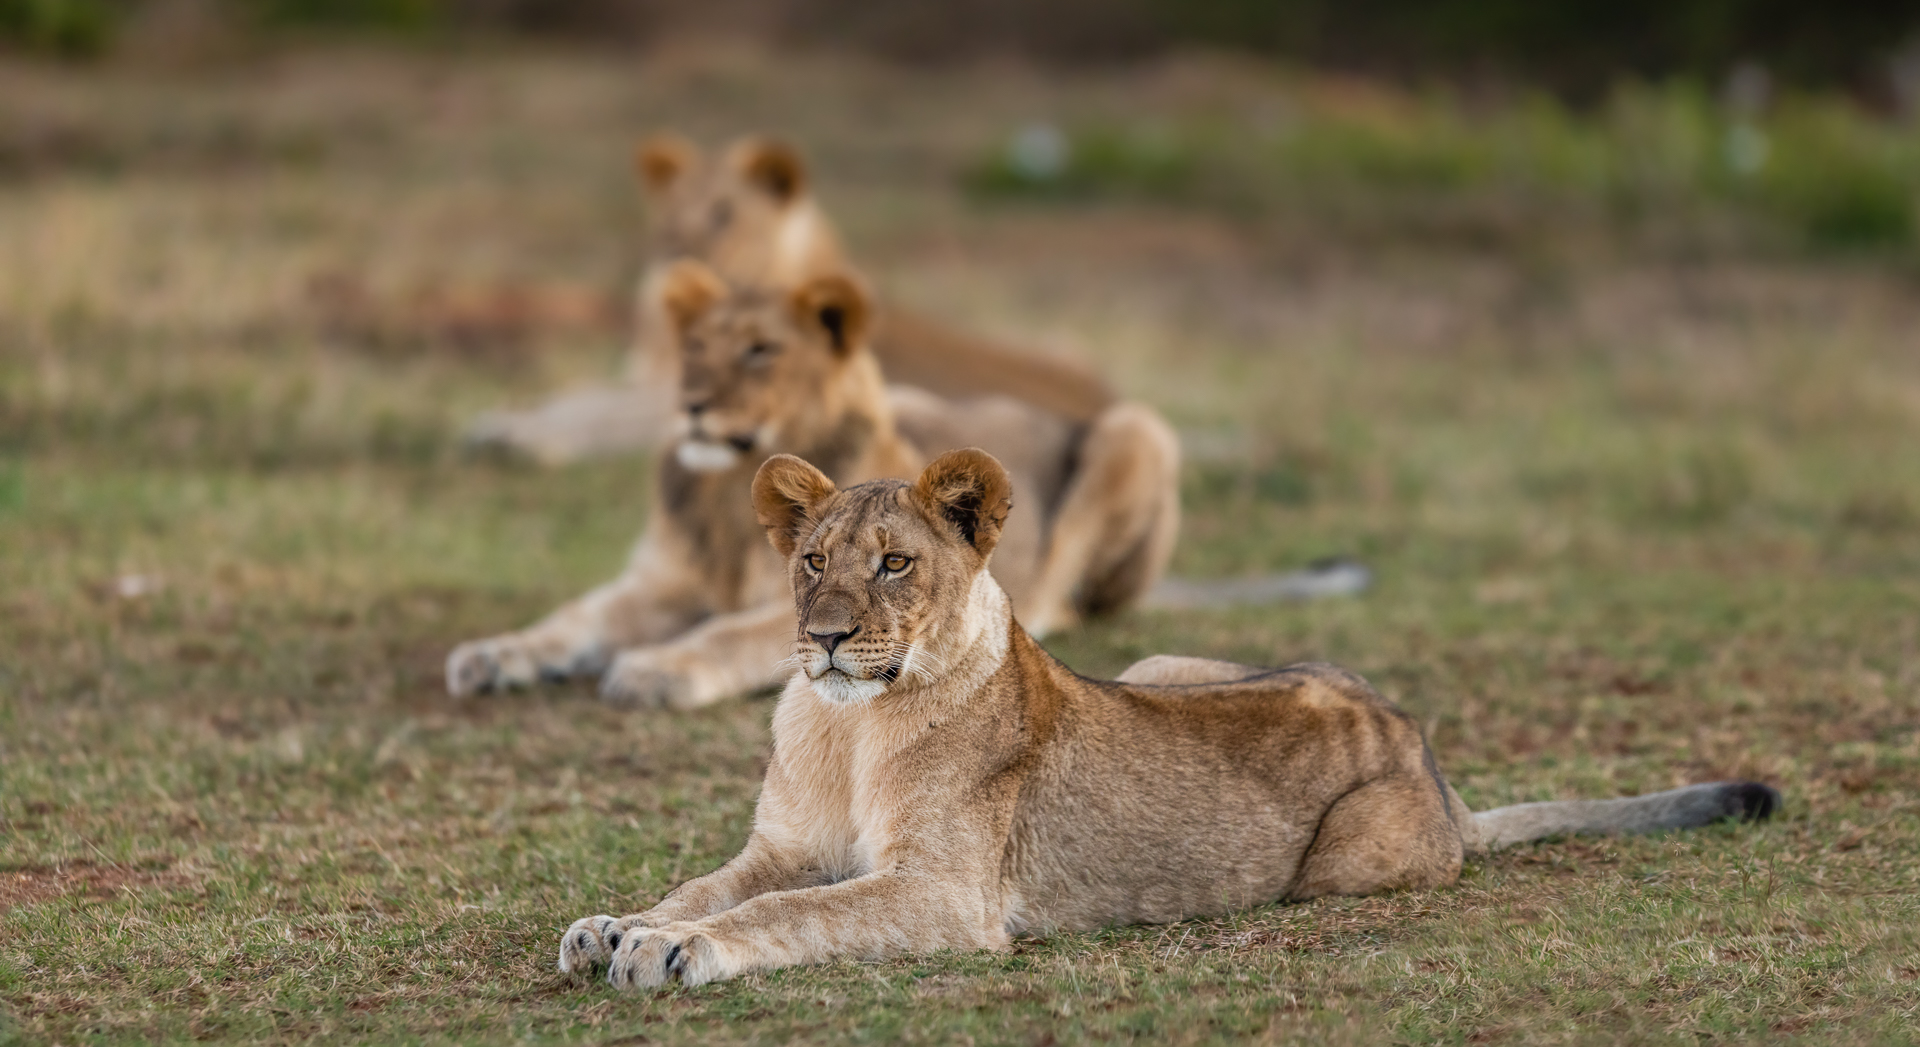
[464,135,1115,464]
[552,449,1782,989]
[446,262,1178,707]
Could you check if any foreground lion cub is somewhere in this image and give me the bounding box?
[555,450,1781,989]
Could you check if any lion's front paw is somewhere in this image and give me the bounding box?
[607,924,731,990]
[557,914,619,973]
[445,637,541,697]
[559,913,672,974]
[599,652,700,710]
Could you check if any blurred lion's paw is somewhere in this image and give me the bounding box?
[445,638,537,697]
[599,652,701,710]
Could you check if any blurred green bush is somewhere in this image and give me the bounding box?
[6,0,1918,95]
[0,0,116,56]
[969,85,1918,252]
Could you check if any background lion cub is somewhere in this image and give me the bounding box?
[464,134,1117,463]
[446,263,1180,707]
[554,449,1780,989]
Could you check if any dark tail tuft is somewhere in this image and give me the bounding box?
[1722,781,1782,822]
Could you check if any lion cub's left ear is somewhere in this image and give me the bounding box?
[753,454,839,559]
[915,448,1014,559]
[635,133,700,198]
[790,273,872,356]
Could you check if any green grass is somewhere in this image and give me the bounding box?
[3,46,1920,1045]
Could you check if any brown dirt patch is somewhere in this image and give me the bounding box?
[0,859,192,912]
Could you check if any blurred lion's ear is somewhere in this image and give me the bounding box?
[731,137,807,205]
[652,259,727,331]
[789,273,871,356]
[753,454,838,559]
[635,133,700,196]
[914,448,1014,558]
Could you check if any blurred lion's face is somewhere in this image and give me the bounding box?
[638,135,817,287]
[653,262,872,474]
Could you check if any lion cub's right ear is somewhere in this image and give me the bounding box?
[915,448,1014,559]
[753,454,839,559]
[730,137,807,205]
[635,133,700,197]
[652,259,728,332]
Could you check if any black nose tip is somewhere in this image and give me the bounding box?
[685,402,708,417]
[808,628,856,654]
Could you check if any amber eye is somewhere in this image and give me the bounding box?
[804,553,826,573]
[743,341,779,365]
[882,554,911,574]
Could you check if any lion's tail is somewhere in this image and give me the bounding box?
[1457,781,1781,856]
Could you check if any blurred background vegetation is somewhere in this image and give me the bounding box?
[8,1,1920,255]
[8,0,1920,93]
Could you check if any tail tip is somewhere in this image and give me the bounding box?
[1722,781,1782,822]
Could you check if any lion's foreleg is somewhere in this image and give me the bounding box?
[598,599,797,709]
[461,383,672,465]
[603,868,1008,988]
[446,535,704,697]
[557,835,823,975]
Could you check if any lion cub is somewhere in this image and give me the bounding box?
[464,134,1116,463]
[555,449,1781,989]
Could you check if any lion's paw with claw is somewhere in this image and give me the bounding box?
[557,913,667,973]
[606,924,731,989]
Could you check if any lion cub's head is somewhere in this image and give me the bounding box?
[653,259,880,473]
[635,134,843,286]
[751,449,1015,704]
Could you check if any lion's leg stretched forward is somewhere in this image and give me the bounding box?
[554,449,1781,989]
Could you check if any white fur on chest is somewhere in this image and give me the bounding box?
[757,573,1013,879]
[759,679,908,880]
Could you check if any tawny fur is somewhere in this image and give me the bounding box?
[464,134,1115,464]
[553,450,1781,989]
[446,266,1179,708]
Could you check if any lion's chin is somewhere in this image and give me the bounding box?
[808,669,889,705]
[675,439,744,473]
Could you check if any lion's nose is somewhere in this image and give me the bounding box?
[808,627,857,654]
[685,401,709,418]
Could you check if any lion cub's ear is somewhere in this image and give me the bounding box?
[915,448,1014,559]
[653,259,728,331]
[790,273,872,356]
[753,454,839,559]
[635,133,700,197]
[730,137,807,205]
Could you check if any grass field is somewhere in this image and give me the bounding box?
[3,44,1919,1045]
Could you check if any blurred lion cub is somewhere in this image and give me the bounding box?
[464,134,1116,463]
[447,263,1180,707]
[555,448,1781,989]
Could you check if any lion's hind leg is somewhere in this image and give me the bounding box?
[1021,402,1180,636]
[1287,771,1466,900]
[1115,655,1268,686]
